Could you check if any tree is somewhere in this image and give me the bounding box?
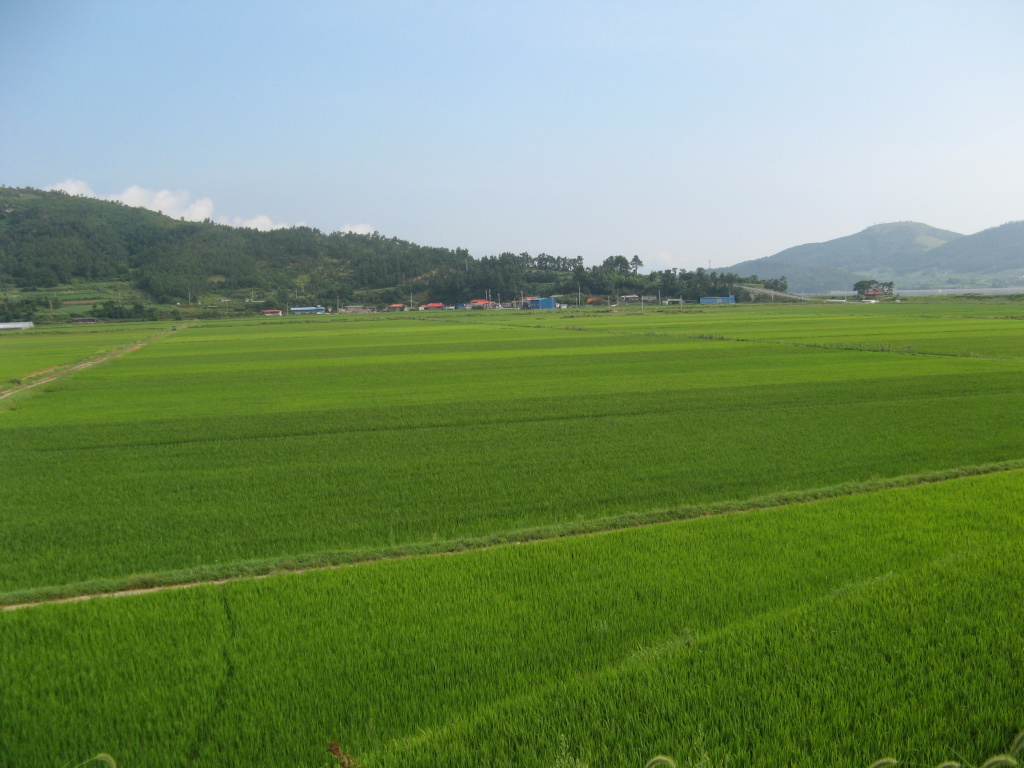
[854,280,894,297]
[853,279,881,295]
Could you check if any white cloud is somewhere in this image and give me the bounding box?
[47,179,97,197]
[642,251,681,272]
[116,185,215,221]
[218,214,290,231]
[340,223,374,235]
[43,179,315,232]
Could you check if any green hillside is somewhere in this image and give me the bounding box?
[912,219,1024,274]
[726,222,965,293]
[727,219,1024,293]
[0,187,764,314]
[0,186,469,304]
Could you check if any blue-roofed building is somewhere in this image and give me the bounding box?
[290,305,326,314]
[528,297,557,310]
[699,296,736,305]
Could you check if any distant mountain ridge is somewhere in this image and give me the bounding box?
[725,220,1024,293]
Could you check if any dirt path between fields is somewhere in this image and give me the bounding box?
[1,578,241,611]
[5,460,1023,612]
[0,329,174,402]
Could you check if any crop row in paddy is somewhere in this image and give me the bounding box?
[2,469,1022,768]
[473,302,1024,360]
[382,540,1024,768]
[2,315,1023,593]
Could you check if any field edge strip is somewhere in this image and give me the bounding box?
[4,458,1023,609]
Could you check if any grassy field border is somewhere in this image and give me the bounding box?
[4,458,1022,608]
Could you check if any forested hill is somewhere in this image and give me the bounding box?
[725,220,1024,293]
[0,186,470,303]
[0,186,768,307]
[725,222,965,293]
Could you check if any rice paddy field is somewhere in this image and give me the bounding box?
[0,322,161,384]
[2,300,1023,768]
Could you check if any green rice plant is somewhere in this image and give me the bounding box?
[3,312,1024,593]
[0,324,161,384]
[2,305,1024,766]
[371,546,1024,768]
[3,471,1024,767]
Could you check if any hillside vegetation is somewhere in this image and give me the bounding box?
[0,186,467,303]
[5,186,1022,303]
[0,187,763,313]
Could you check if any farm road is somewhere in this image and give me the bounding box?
[0,327,177,402]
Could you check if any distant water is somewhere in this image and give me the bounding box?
[828,287,1024,297]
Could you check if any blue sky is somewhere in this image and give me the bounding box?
[3,1,1022,270]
